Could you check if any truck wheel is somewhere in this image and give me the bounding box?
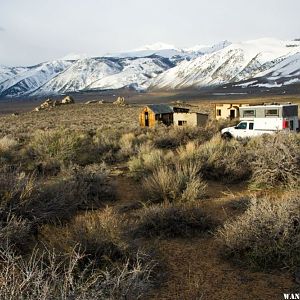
[221,132,232,140]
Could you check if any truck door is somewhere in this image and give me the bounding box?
[248,122,255,136]
[235,121,248,138]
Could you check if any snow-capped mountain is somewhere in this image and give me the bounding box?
[0,38,299,98]
[0,66,29,84]
[150,38,300,90]
[0,61,73,97]
[31,56,174,95]
[105,41,231,64]
[32,58,123,95]
[87,56,174,91]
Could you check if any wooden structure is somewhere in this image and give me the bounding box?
[139,104,208,128]
[174,112,208,127]
[139,104,174,128]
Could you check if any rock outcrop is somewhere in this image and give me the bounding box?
[113,97,126,106]
[34,96,75,111]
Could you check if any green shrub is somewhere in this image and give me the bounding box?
[217,192,300,270]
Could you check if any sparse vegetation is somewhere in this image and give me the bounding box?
[218,192,300,270]
[0,99,300,298]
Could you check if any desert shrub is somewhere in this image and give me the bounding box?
[195,135,251,183]
[227,195,251,212]
[61,164,115,206]
[132,203,216,238]
[205,118,237,134]
[0,164,114,224]
[247,133,300,189]
[30,129,97,166]
[0,166,37,213]
[0,136,18,153]
[118,132,138,158]
[177,140,201,164]
[142,163,207,203]
[128,143,174,179]
[40,207,126,266]
[0,136,20,164]
[93,128,122,163]
[0,246,155,300]
[152,126,213,150]
[217,192,300,269]
[0,215,35,254]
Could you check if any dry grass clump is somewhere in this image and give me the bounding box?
[0,136,18,152]
[128,143,174,179]
[132,203,216,238]
[217,191,300,270]
[142,163,207,203]
[0,166,37,214]
[41,207,126,266]
[0,246,155,300]
[247,133,300,189]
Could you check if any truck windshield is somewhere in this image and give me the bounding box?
[236,122,247,129]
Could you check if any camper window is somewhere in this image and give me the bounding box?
[243,110,255,117]
[265,109,279,116]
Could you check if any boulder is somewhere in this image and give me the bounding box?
[113,96,126,106]
[61,96,74,104]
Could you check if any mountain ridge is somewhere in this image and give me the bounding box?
[0,38,299,98]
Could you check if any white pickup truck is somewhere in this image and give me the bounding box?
[221,104,299,139]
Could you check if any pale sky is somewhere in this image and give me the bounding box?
[0,0,299,66]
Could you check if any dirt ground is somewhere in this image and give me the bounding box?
[109,170,297,300]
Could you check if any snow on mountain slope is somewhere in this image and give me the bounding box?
[257,51,300,79]
[32,56,173,95]
[150,38,300,90]
[0,61,73,97]
[106,41,231,63]
[33,58,123,95]
[0,66,29,84]
[184,40,232,54]
[234,52,300,88]
[87,56,174,91]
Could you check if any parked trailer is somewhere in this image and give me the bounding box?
[221,104,299,139]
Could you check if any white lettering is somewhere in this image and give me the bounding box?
[284,294,300,300]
